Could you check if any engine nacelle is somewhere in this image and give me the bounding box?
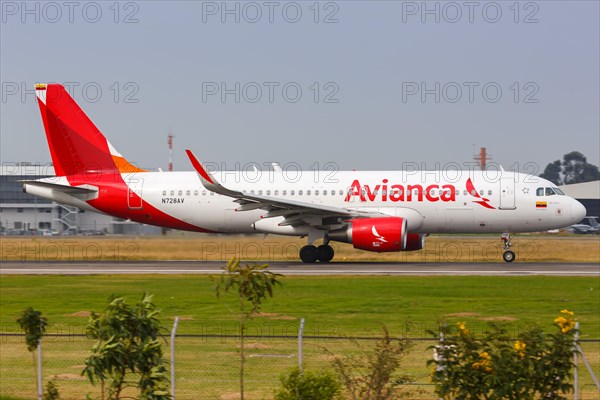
[329,217,407,252]
[404,233,426,251]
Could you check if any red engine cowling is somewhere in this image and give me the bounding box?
[404,233,426,251]
[329,217,407,252]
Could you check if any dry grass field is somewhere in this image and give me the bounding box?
[1,233,598,262]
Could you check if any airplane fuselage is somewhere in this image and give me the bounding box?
[28,170,583,235]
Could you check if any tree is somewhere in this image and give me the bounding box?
[216,258,282,400]
[540,160,563,185]
[17,307,48,399]
[540,151,600,185]
[82,293,170,400]
[562,151,600,184]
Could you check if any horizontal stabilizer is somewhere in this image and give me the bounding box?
[22,181,98,194]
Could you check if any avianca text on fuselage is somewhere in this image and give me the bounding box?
[344,179,456,203]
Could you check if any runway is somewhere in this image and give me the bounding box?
[1,261,598,276]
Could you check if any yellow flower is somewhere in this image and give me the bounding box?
[554,312,576,334]
[472,351,493,372]
[560,309,574,316]
[514,341,526,358]
[457,321,469,335]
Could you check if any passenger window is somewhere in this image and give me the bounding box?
[210,192,214,196]
[202,190,207,196]
[283,190,287,195]
[339,190,343,195]
[259,190,263,195]
[307,190,311,196]
[178,190,183,196]
[194,190,199,196]
[479,190,484,196]
[463,190,468,196]
[274,190,279,196]
[455,190,459,196]
[186,190,191,196]
[162,190,166,196]
[331,190,335,195]
[266,190,271,195]
[536,188,544,196]
[488,190,492,196]
[315,190,319,195]
[170,190,175,196]
[323,190,327,196]
[299,190,303,195]
[291,190,295,195]
[471,190,477,196]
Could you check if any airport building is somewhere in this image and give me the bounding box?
[560,180,600,219]
[0,163,159,235]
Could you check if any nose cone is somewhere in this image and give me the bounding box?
[571,199,587,222]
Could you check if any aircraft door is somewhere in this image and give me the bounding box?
[127,178,144,209]
[499,174,516,210]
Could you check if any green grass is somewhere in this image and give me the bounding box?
[1,274,599,338]
[1,274,599,399]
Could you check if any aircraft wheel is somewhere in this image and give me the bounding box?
[503,250,516,263]
[299,245,318,263]
[317,245,335,263]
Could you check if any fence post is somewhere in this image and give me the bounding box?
[298,318,305,373]
[171,316,180,400]
[574,322,600,391]
[37,338,43,400]
[574,322,579,400]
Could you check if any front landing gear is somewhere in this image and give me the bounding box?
[501,233,516,263]
[299,244,335,263]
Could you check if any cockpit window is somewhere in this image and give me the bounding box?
[538,187,564,196]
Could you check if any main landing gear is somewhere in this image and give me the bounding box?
[501,233,515,263]
[299,242,335,263]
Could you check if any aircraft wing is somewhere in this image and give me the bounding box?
[186,150,378,227]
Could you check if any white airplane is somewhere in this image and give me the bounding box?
[24,83,586,263]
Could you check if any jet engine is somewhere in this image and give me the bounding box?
[329,217,408,252]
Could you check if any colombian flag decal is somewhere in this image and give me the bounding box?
[536,201,547,208]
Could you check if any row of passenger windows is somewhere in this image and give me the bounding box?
[536,187,564,196]
[161,189,496,197]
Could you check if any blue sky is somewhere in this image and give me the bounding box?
[1,1,598,173]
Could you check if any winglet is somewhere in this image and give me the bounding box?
[185,149,215,185]
[186,149,240,198]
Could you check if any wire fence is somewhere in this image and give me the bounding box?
[1,332,599,400]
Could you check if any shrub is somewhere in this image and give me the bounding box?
[275,368,341,400]
[328,326,414,400]
[428,310,578,400]
[43,379,60,400]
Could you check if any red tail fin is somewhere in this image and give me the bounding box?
[35,83,145,176]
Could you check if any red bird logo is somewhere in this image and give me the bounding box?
[466,178,495,209]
